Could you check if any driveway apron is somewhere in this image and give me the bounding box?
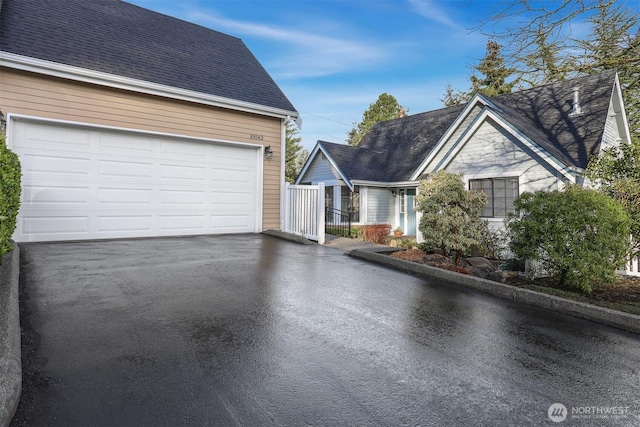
[12,235,640,426]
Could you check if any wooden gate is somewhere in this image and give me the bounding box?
[284,183,325,244]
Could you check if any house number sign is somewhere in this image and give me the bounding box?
[249,134,264,140]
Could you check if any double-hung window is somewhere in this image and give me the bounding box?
[469,177,518,218]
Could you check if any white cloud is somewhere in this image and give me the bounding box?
[407,0,464,30]
[188,11,389,79]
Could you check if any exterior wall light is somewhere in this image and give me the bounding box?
[264,145,273,160]
[0,110,6,134]
[391,189,396,197]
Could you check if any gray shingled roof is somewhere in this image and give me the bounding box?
[0,0,296,113]
[321,71,616,183]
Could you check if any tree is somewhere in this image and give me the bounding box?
[519,23,570,85]
[586,142,640,258]
[415,171,486,264]
[506,186,630,294]
[576,1,640,144]
[482,0,640,142]
[470,40,518,97]
[285,120,304,183]
[347,93,406,146]
[441,83,469,107]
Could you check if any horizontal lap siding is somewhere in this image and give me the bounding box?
[366,187,394,225]
[445,120,560,193]
[0,68,283,230]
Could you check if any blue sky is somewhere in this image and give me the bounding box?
[126,0,639,151]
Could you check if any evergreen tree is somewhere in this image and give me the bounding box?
[284,120,304,183]
[441,83,470,107]
[347,93,406,146]
[469,40,517,97]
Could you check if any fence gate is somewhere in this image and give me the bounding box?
[284,183,325,244]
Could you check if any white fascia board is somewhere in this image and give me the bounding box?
[351,180,419,188]
[612,73,632,144]
[294,143,354,190]
[294,143,322,185]
[0,52,299,120]
[435,108,576,183]
[7,113,264,150]
[410,95,490,181]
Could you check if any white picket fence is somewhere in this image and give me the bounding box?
[283,183,325,244]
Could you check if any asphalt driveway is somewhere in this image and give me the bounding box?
[12,235,640,426]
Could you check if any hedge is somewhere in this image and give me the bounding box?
[0,134,21,257]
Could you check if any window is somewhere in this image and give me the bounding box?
[470,178,518,218]
[325,186,333,211]
[341,186,360,222]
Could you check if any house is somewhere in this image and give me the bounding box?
[296,71,631,240]
[0,0,298,242]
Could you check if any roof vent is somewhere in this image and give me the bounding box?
[570,86,582,116]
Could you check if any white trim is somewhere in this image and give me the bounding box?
[295,143,354,190]
[9,114,265,238]
[6,113,263,151]
[0,52,298,121]
[611,73,632,144]
[351,180,419,188]
[410,95,491,180]
[432,108,577,183]
[280,117,287,230]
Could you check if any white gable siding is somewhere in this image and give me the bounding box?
[425,104,484,173]
[366,187,395,224]
[299,153,342,184]
[444,119,562,194]
[601,104,620,152]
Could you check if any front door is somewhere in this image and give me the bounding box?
[399,189,417,236]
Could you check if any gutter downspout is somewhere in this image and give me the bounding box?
[280,116,289,231]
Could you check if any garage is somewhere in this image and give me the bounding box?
[10,117,262,242]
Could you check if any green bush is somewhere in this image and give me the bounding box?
[0,134,21,257]
[506,185,630,294]
[415,171,486,264]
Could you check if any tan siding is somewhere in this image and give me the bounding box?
[1,68,283,230]
[445,119,561,193]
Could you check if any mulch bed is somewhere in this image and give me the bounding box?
[390,248,640,315]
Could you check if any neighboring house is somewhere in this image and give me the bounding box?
[296,71,631,240]
[0,0,298,242]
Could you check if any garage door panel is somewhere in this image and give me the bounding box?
[99,159,154,179]
[12,119,260,242]
[158,215,206,231]
[159,164,207,182]
[97,215,153,233]
[23,153,92,177]
[16,122,93,152]
[22,216,89,236]
[99,133,154,154]
[210,214,250,229]
[160,140,209,160]
[23,185,91,206]
[159,190,206,205]
[97,188,153,205]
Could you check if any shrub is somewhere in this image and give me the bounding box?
[506,185,630,294]
[361,224,391,244]
[415,171,486,264]
[0,134,21,257]
[477,220,509,259]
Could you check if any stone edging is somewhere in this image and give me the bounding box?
[349,249,640,335]
[0,244,21,427]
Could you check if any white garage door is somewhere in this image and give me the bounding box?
[10,118,261,242]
